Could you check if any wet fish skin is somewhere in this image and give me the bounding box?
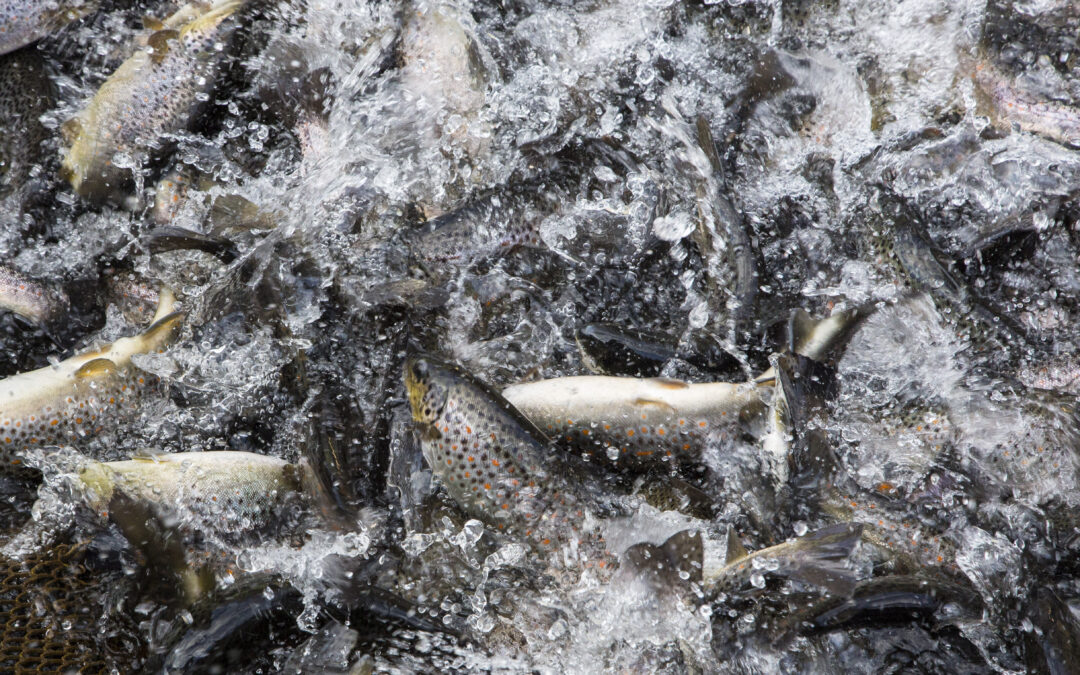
[502,375,769,474]
[0,264,70,327]
[0,0,94,56]
[78,450,310,602]
[404,356,614,565]
[753,306,867,385]
[575,322,742,379]
[400,1,490,162]
[410,178,562,270]
[0,45,53,202]
[79,450,306,527]
[704,523,864,600]
[1024,587,1080,675]
[0,290,182,475]
[871,188,1041,356]
[783,574,982,638]
[964,54,1080,148]
[695,115,760,336]
[60,0,248,202]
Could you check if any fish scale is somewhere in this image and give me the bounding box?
[405,357,615,567]
[502,376,769,473]
[0,0,94,56]
[61,0,248,200]
[0,290,182,476]
[0,265,68,327]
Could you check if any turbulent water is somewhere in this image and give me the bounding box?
[2,0,1080,672]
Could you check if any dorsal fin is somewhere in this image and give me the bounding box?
[140,310,185,349]
[787,309,816,355]
[725,525,749,564]
[147,29,180,64]
[75,358,118,380]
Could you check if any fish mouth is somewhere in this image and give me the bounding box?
[403,356,430,422]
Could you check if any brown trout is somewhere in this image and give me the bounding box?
[404,356,617,570]
[0,289,182,475]
[0,46,53,200]
[501,375,769,473]
[704,523,865,600]
[0,264,69,327]
[964,53,1080,148]
[78,450,313,602]
[0,0,95,56]
[60,0,248,201]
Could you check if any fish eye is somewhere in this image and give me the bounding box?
[413,359,429,379]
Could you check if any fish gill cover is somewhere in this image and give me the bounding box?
[0,0,1078,672]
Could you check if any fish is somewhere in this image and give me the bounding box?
[78,450,314,602]
[816,483,959,573]
[752,307,868,385]
[403,356,618,570]
[0,289,182,475]
[0,0,95,56]
[781,573,982,638]
[501,375,769,474]
[575,322,741,379]
[102,268,162,325]
[399,1,491,164]
[141,225,239,263]
[1024,587,1080,675]
[0,264,69,327]
[704,523,865,600]
[869,187,1041,360]
[759,360,792,489]
[694,114,760,338]
[962,52,1080,148]
[409,176,564,271]
[0,46,53,202]
[60,0,249,202]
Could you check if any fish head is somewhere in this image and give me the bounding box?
[404,356,457,433]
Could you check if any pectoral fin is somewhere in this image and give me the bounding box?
[148,30,180,64]
[75,358,118,380]
[725,525,749,564]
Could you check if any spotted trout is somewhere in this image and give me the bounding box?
[60,0,248,201]
[0,0,95,55]
[404,356,618,570]
[704,523,865,600]
[78,451,306,528]
[410,176,563,270]
[0,289,182,474]
[0,46,53,200]
[78,450,313,602]
[0,264,69,327]
[501,375,769,473]
[962,52,1080,148]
